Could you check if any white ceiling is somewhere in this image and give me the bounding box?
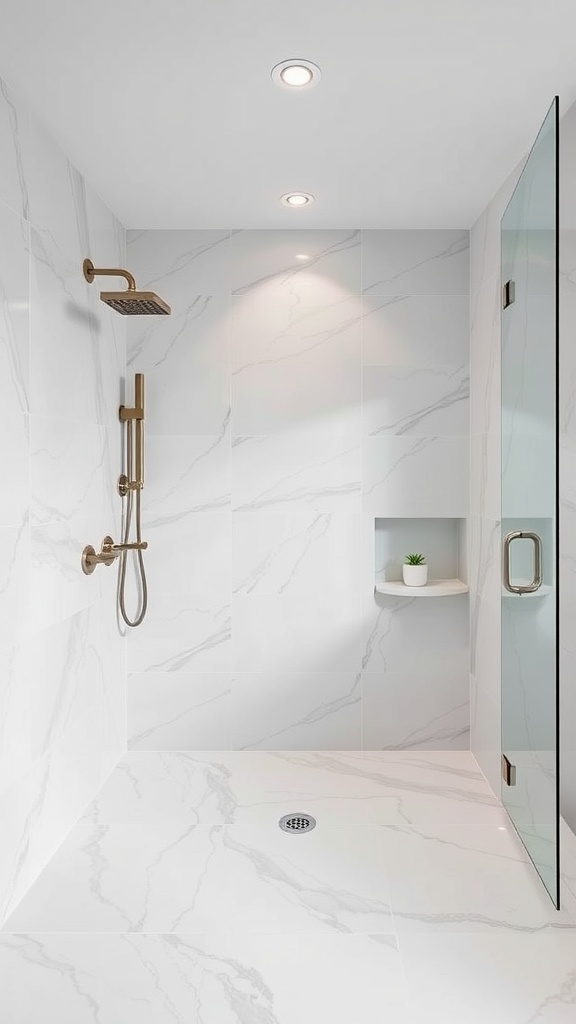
[0,0,575,229]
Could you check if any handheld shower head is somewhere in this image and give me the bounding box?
[83,258,171,316]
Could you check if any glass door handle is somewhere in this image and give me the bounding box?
[502,530,543,594]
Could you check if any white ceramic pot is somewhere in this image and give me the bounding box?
[402,563,428,587]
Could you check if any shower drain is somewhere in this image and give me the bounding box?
[279,813,317,834]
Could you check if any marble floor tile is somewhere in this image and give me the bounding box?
[378,821,575,933]
[4,822,393,935]
[3,750,575,1024]
[399,931,576,1024]
[0,931,410,1024]
[81,750,507,827]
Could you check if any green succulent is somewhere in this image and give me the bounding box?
[405,553,426,565]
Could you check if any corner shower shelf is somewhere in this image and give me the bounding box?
[374,573,469,598]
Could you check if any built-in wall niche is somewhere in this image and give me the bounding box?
[374,518,469,597]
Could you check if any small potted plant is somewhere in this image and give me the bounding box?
[403,553,428,587]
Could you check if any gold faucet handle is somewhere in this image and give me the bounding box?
[81,536,116,575]
[111,541,148,552]
[81,535,148,575]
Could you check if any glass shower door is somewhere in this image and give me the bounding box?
[501,98,559,906]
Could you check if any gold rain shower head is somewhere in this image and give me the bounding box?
[83,258,171,315]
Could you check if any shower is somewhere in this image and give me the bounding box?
[82,258,171,315]
[81,259,171,626]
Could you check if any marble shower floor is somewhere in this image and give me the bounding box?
[1,750,576,1023]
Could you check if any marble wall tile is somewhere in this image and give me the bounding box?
[143,512,231,597]
[26,687,125,886]
[362,364,469,437]
[230,228,361,297]
[362,230,469,295]
[232,361,362,437]
[128,672,232,750]
[0,203,29,528]
[363,435,469,517]
[470,198,503,439]
[80,185,127,431]
[128,228,232,296]
[126,234,232,427]
[0,412,28,530]
[471,676,502,797]
[138,360,231,436]
[560,491,576,661]
[362,672,469,750]
[0,79,29,219]
[0,643,31,794]
[85,182,126,269]
[232,512,362,596]
[0,523,30,648]
[470,431,501,520]
[128,594,231,675]
[127,295,231,383]
[233,592,362,674]
[560,818,576,918]
[469,515,501,696]
[25,114,89,263]
[28,604,113,761]
[560,250,576,445]
[232,293,362,369]
[29,228,102,424]
[0,74,127,924]
[29,515,106,632]
[560,442,576,521]
[361,294,469,366]
[1,671,125,926]
[127,228,470,754]
[30,416,108,526]
[362,595,469,677]
[231,671,362,750]
[145,432,231,515]
[232,434,362,514]
[0,776,32,923]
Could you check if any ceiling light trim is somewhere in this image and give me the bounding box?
[280,192,315,208]
[271,59,322,90]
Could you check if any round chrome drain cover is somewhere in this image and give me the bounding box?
[279,813,317,834]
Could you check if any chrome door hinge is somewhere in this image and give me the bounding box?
[502,280,515,309]
[502,754,517,787]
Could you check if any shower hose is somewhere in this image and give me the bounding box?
[118,418,148,627]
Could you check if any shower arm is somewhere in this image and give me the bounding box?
[83,258,136,291]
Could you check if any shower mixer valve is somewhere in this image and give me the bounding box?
[81,535,148,575]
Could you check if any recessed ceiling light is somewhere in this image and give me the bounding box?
[280,192,315,208]
[295,254,311,260]
[271,60,322,90]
